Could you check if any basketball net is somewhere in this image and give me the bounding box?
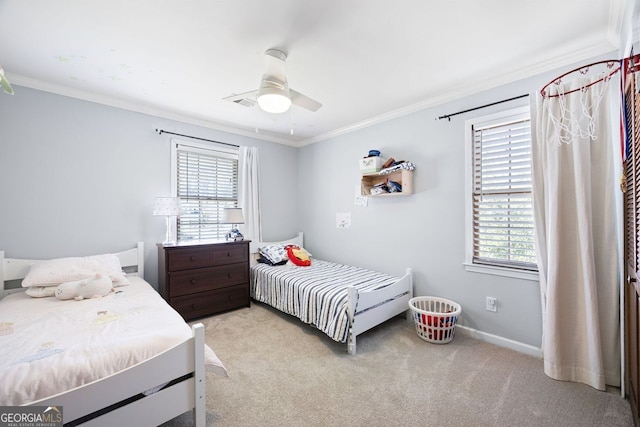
[540,61,619,145]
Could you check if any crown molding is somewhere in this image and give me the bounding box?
[6,73,299,147]
[6,35,620,150]
[607,0,625,49]
[298,40,617,146]
[633,0,640,47]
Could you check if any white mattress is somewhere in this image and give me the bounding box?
[0,276,225,406]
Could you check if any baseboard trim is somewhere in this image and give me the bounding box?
[456,325,542,358]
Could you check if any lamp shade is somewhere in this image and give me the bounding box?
[257,79,291,113]
[221,207,244,224]
[153,197,180,216]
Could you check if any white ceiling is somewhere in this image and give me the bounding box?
[0,1,629,146]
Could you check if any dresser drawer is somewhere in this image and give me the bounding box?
[168,263,249,297]
[158,240,250,319]
[171,285,249,320]
[167,248,212,271]
[210,244,248,266]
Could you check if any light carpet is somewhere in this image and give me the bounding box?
[164,302,632,427]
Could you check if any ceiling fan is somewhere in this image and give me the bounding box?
[223,48,322,114]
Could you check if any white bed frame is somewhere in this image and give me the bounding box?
[0,243,206,427]
[250,232,413,355]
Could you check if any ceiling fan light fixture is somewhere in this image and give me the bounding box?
[223,48,321,116]
[257,80,291,114]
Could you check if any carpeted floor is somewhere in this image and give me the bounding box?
[164,302,633,427]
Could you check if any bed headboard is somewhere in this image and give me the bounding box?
[248,232,304,254]
[0,242,144,297]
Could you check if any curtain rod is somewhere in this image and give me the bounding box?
[436,94,529,121]
[155,129,240,148]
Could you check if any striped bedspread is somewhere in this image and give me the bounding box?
[250,260,398,342]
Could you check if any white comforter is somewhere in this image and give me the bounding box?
[0,276,225,406]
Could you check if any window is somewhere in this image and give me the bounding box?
[464,106,537,278]
[171,140,239,241]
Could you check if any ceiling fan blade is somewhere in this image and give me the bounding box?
[290,89,322,112]
[223,90,259,102]
[223,90,259,107]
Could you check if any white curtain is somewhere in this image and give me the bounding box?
[532,74,622,390]
[238,146,262,242]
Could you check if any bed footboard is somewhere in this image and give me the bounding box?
[30,323,206,427]
[346,268,413,355]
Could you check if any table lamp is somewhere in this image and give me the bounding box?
[153,197,181,244]
[221,208,244,241]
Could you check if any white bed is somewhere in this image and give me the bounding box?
[0,243,225,427]
[249,233,413,355]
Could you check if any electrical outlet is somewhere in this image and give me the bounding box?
[486,296,497,312]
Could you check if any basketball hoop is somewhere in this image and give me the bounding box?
[539,54,640,146]
[540,60,620,145]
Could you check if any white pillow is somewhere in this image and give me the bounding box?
[89,254,130,287]
[21,254,130,288]
[25,286,57,298]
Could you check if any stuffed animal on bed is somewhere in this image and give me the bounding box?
[284,245,311,267]
[55,273,113,301]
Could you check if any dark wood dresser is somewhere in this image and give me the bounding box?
[157,240,250,321]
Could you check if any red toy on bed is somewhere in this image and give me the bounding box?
[284,245,311,266]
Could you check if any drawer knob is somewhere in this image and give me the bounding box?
[228,295,233,300]
[227,273,232,278]
[227,252,231,257]
[191,279,196,284]
[190,256,196,261]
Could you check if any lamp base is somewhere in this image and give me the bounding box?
[226,228,244,241]
[163,216,175,244]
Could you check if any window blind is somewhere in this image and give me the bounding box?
[472,117,537,270]
[176,145,238,241]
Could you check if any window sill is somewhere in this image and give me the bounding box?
[463,263,539,281]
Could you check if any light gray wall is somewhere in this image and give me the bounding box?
[297,55,616,349]
[0,86,299,288]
